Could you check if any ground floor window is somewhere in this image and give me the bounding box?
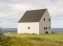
[44,27,47,30]
[28,27,30,29]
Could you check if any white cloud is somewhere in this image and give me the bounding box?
[0,0,63,28]
[0,0,63,18]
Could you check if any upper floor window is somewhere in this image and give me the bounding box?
[44,18,45,21]
[44,27,46,30]
[49,19,50,21]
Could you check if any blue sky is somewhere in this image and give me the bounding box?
[0,0,63,28]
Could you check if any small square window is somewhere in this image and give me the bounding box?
[44,18,45,21]
[49,27,50,29]
[46,27,47,30]
[49,19,50,21]
[44,27,47,30]
[28,27,30,29]
[44,27,46,30]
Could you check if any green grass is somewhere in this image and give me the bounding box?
[2,32,63,46]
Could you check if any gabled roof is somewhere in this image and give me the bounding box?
[18,9,46,23]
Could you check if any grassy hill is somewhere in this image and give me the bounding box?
[0,32,63,46]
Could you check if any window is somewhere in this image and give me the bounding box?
[44,18,45,21]
[45,31,48,34]
[28,27,30,29]
[44,27,47,30]
[46,27,47,30]
[44,27,46,30]
[49,27,50,29]
[49,19,50,21]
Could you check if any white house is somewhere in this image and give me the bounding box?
[18,9,51,34]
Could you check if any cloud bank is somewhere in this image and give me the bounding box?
[0,0,63,28]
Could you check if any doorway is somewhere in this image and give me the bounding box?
[45,31,48,34]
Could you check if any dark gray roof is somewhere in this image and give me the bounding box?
[18,9,46,23]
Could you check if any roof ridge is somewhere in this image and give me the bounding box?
[27,9,47,12]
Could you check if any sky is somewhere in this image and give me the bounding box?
[0,0,63,28]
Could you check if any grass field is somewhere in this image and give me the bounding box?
[1,32,63,46]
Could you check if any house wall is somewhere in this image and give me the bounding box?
[18,22,39,34]
[39,9,51,34]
